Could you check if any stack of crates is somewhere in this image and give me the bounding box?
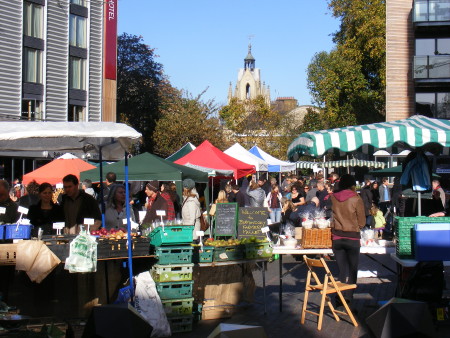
[150,225,195,333]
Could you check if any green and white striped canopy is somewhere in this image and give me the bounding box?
[322,159,385,169]
[287,115,450,159]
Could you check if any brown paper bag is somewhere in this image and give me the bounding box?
[26,244,61,283]
[16,240,43,271]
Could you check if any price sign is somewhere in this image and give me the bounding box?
[196,231,205,237]
[261,226,270,233]
[18,206,28,215]
[138,211,146,223]
[156,210,166,216]
[0,207,6,214]
[84,218,95,225]
[53,222,65,230]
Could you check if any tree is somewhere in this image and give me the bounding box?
[117,33,165,153]
[306,0,385,131]
[219,96,291,159]
[152,91,229,157]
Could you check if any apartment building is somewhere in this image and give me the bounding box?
[0,0,117,122]
[386,0,450,121]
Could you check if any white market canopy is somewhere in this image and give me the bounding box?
[287,115,450,159]
[224,143,269,172]
[249,145,296,172]
[0,121,141,160]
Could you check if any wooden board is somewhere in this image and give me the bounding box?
[237,207,267,239]
[214,203,238,236]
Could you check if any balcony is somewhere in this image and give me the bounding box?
[414,55,450,78]
[414,0,450,22]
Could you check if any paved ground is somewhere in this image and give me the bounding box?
[173,253,450,338]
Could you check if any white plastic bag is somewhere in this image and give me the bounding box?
[134,271,171,337]
[64,229,98,273]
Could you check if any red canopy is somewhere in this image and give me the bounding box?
[23,156,96,185]
[174,140,256,179]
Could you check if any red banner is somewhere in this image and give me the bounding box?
[104,0,117,80]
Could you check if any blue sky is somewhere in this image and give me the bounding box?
[118,0,340,107]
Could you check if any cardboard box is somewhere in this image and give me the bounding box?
[295,227,302,240]
[207,323,267,338]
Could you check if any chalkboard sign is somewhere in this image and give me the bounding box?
[238,207,268,239]
[214,203,238,236]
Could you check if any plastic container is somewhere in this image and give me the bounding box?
[155,281,194,299]
[414,223,450,261]
[192,245,214,263]
[161,297,194,316]
[245,242,273,259]
[394,217,450,258]
[151,263,194,282]
[155,245,193,265]
[5,224,32,240]
[150,226,194,246]
[213,245,244,262]
[0,225,4,240]
[167,315,193,333]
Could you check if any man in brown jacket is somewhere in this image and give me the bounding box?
[330,174,365,306]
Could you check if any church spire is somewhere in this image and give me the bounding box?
[244,44,255,70]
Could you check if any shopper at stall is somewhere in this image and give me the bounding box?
[98,171,117,204]
[330,174,365,306]
[281,199,297,226]
[181,179,201,240]
[289,197,320,226]
[360,179,373,226]
[104,184,136,230]
[370,181,380,206]
[28,182,64,235]
[290,185,306,207]
[209,190,228,217]
[0,179,19,224]
[160,184,176,221]
[379,177,391,214]
[61,174,102,234]
[18,180,40,208]
[142,181,168,224]
[316,181,328,208]
[265,184,282,223]
[228,184,245,207]
[432,179,446,209]
[246,181,265,207]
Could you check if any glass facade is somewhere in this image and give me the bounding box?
[414,0,450,22]
[69,56,86,90]
[70,0,87,7]
[414,38,450,78]
[69,14,87,48]
[23,1,43,39]
[23,47,42,83]
[416,92,450,118]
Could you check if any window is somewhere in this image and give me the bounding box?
[23,1,43,39]
[414,0,450,22]
[21,100,42,121]
[23,47,42,83]
[414,39,450,78]
[70,0,87,6]
[69,56,86,90]
[416,92,450,118]
[69,14,87,48]
[68,105,85,121]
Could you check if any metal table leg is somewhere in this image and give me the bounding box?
[279,254,283,312]
[262,260,267,314]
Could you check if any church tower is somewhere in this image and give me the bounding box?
[228,45,270,104]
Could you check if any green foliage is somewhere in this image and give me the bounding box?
[306,0,385,130]
[117,33,166,153]
[153,90,229,157]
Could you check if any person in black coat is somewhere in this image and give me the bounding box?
[359,179,373,226]
[28,182,64,236]
[371,181,380,206]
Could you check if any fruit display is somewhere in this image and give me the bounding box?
[239,236,269,244]
[90,228,137,240]
[203,238,242,247]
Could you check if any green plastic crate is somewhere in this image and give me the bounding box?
[151,263,193,282]
[394,217,450,259]
[245,242,273,259]
[167,315,193,333]
[192,246,214,263]
[162,297,194,317]
[149,226,194,246]
[155,245,193,265]
[155,281,194,299]
[213,245,244,262]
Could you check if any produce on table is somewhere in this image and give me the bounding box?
[90,228,137,240]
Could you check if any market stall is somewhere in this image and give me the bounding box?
[249,145,296,172]
[224,143,269,172]
[165,142,196,162]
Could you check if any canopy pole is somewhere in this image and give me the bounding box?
[417,192,422,216]
[98,146,105,227]
[125,151,134,302]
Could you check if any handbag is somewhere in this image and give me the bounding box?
[199,214,209,232]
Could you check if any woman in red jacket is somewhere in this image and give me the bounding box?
[330,174,366,306]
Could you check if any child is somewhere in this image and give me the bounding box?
[370,204,386,239]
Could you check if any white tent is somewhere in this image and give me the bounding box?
[249,145,296,172]
[0,121,141,160]
[224,143,269,172]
